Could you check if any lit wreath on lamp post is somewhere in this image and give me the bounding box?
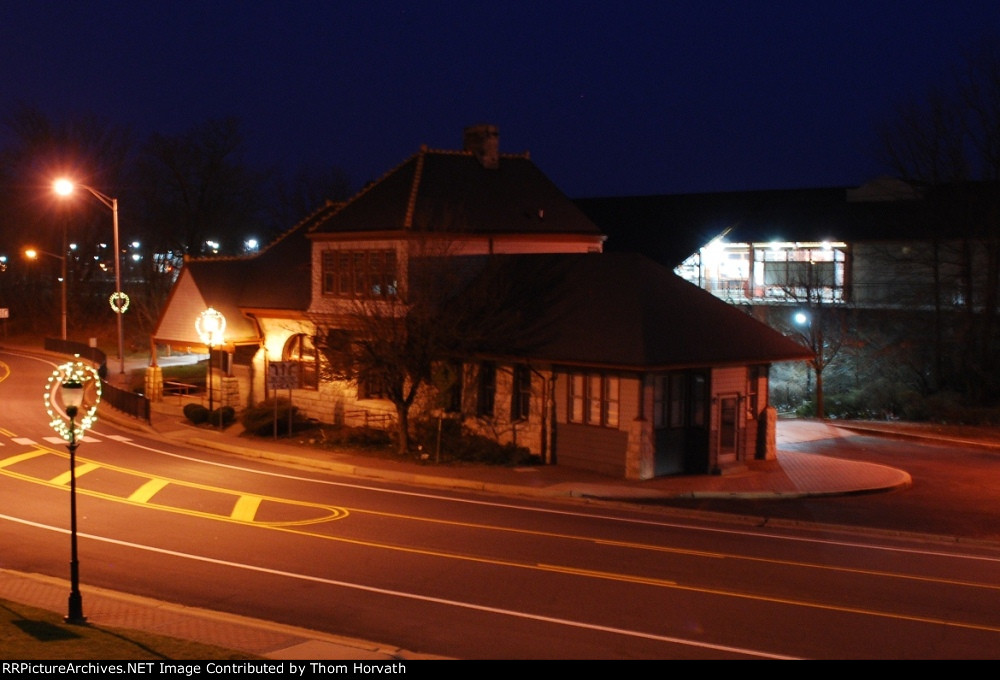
[44,359,102,625]
[109,291,130,314]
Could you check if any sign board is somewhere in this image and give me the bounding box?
[267,361,301,390]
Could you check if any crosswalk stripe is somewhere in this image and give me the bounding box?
[231,495,263,522]
[49,462,101,486]
[43,436,100,446]
[128,478,170,503]
[0,450,48,469]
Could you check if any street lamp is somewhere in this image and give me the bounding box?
[53,179,126,378]
[24,247,68,340]
[44,359,102,625]
[195,307,226,415]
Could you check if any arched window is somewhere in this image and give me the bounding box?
[282,334,318,390]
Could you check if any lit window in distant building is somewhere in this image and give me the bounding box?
[675,240,846,304]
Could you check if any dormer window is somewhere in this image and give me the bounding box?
[322,249,398,299]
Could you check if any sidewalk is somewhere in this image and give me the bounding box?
[130,394,916,503]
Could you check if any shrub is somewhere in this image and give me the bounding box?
[183,403,209,425]
[210,406,236,427]
[410,418,534,465]
[241,398,311,436]
[455,434,534,465]
[312,425,392,449]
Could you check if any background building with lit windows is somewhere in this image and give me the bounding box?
[577,176,1000,418]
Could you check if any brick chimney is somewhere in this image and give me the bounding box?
[463,124,499,169]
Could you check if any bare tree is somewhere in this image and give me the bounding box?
[135,117,268,257]
[312,250,551,454]
[877,36,1000,403]
[766,274,847,419]
[0,105,134,333]
[266,164,353,233]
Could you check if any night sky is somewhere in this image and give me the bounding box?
[3,2,998,198]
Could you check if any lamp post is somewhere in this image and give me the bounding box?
[53,179,125,378]
[24,247,67,340]
[195,307,226,416]
[45,359,101,625]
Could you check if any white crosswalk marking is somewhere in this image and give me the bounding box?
[43,436,101,446]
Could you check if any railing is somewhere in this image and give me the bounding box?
[342,409,394,429]
[44,338,151,424]
[100,382,151,423]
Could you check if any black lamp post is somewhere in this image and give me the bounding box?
[45,360,100,626]
[196,307,226,419]
[61,378,87,625]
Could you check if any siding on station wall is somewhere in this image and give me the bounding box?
[555,422,630,477]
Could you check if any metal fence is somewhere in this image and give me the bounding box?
[44,338,151,424]
[342,409,394,429]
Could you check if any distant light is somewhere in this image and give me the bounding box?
[245,238,259,252]
[131,241,140,248]
[794,312,809,325]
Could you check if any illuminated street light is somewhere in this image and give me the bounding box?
[44,359,102,625]
[24,246,68,340]
[53,179,126,378]
[195,307,226,418]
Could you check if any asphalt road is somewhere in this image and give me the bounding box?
[650,431,1000,545]
[3,348,1000,658]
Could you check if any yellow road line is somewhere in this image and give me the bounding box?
[1,441,995,635]
[350,508,1000,593]
[0,450,48,469]
[49,462,100,486]
[128,478,170,503]
[231,495,263,522]
[0,447,348,527]
[263,524,1000,636]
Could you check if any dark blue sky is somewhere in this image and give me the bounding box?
[3,1,998,198]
